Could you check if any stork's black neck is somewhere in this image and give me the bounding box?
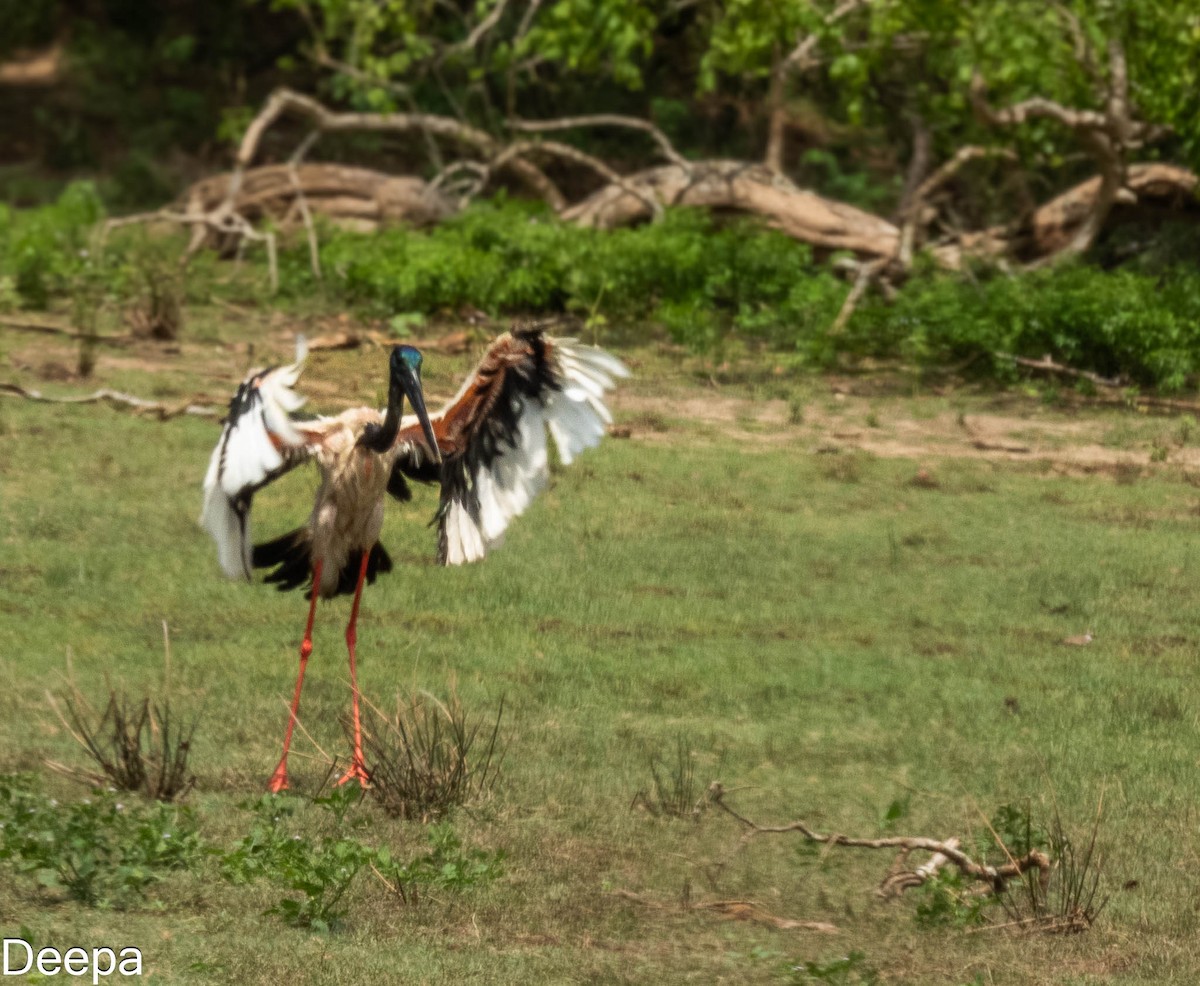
[359,380,404,453]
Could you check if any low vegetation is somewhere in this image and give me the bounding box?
[7,187,1200,391]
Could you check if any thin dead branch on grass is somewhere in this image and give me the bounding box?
[996,352,1125,389]
[610,888,838,933]
[0,316,133,346]
[0,382,219,420]
[709,783,1051,898]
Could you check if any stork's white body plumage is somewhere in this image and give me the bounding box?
[199,324,628,790]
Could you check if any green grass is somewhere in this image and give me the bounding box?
[3,325,1200,983]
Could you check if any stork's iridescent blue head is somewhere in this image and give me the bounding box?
[392,344,423,375]
[359,345,441,462]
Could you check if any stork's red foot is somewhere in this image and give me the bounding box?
[336,757,370,788]
[267,761,290,793]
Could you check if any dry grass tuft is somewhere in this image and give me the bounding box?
[359,686,505,821]
[48,687,197,801]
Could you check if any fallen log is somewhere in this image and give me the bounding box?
[561,160,901,258]
[1029,162,1199,255]
[181,163,456,233]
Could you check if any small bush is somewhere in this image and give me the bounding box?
[632,734,709,821]
[52,688,196,802]
[375,823,505,906]
[361,688,505,821]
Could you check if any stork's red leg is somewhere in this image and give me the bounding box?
[267,559,323,793]
[337,550,372,788]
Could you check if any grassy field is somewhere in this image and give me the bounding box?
[3,309,1200,984]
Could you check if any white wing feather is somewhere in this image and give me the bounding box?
[199,346,311,579]
[440,338,628,565]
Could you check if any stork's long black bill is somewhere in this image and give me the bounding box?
[398,366,441,465]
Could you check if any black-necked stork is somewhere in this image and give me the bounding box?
[200,323,628,791]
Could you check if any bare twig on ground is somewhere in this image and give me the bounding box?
[610,888,838,933]
[996,352,1125,388]
[709,783,1051,898]
[0,382,219,420]
[0,317,135,346]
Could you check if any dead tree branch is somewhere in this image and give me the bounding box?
[509,114,688,168]
[0,382,220,420]
[897,145,1018,266]
[709,783,1051,898]
[996,352,1125,389]
[971,35,1169,259]
[496,140,665,219]
[766,0,872,172]
[231,87,564,211]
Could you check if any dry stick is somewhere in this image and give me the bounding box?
[287,130,323,280]
[0,316,133,345]
[233,87,565,211]
[430,160,490,207]
[765,0,871,172]
[897,145,1018,267]
[609,888,838,933]
[509,113,688,169]
[0,382,220,419]
[828,257,887,335]
[100,208,279,292]
[709,784,1050,897]
[996,352,1124,389]
[280,698,336,769]
[445,0,512,56]
[493,140,665,220]
[506,0,545,116]
[308,49,445,173]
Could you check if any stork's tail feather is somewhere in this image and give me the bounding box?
[252,529,393,597]
[253,529,313,592]
[335,543,393,597]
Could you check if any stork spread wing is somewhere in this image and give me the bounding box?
[394,324,629,565]
[200,343,313,579]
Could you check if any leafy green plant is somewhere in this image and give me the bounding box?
[787,950,879,985]
[220,794,370,931]
[913,869,993,928]
[0,182,105,309]
[221,795,502,928]
[0,775,201,908]
[375,823,505,906]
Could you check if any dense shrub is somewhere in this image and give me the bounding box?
[849,264,1200,392]
[290,200,837,350]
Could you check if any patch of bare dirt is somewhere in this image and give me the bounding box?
[613,391,1197,477]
